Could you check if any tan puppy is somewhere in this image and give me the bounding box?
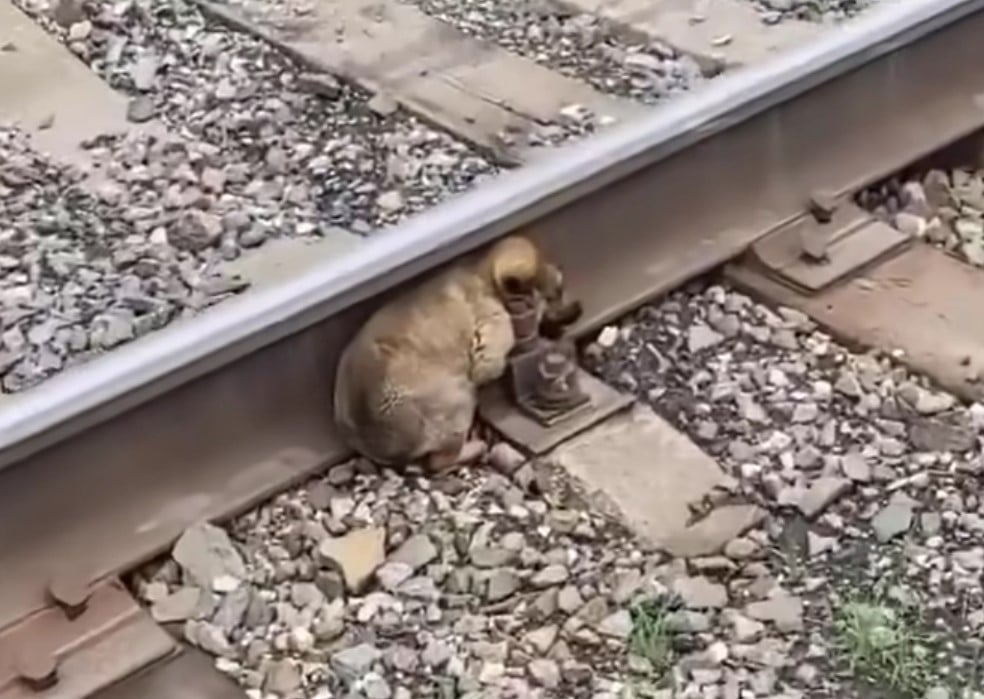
[333,235,571,473]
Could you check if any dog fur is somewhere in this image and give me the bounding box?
[332,235,575,472]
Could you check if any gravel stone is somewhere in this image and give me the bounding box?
[389,534,439,571]
[187,620,233,657]
[557,585,584,613]
[531,563,569,588]
[688,323,724,353]
[212,586,251,632]
[314,570,345,599]
[871,501,914,542]
[126,96,156,122]
[727,612,765,642]
[313,599,346,641]
[840,452,871,482]
[332,643,383,681]
[363,672,393,699]
[172,523,246,588]
[596,609,632,639]
[316,527,386,593]
[488,442,526,474]
[862,167,984,269]
[910,415,977,453]
[524,625,558,653]
[376,561,414,590]
[744,593,804,632]
[421,640,452,668]
[724,537,759,560]
[673,576,728,609]
[470,546,516,568]
[263,659,302,695]
[528,658,561,688]
[399,0,706,106]
[797,476,851,518]
[486,568,520,601]
[807,531,838,557]
[289,581,324,608]
[745,0,874,24]
[150,586,201,623]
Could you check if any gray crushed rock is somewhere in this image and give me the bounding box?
[16,0,494,228]
[1,0,495,393]
[188,0,630,152]
[587,282,984,696]
[395,0,708,105]
[745,0,876,25]
[135,457,687,698]
[861,166,984,270]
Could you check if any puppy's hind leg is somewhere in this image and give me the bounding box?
[421,377,478,476]
[425,432,469,475]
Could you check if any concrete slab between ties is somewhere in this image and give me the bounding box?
[547,404,764,557]
[0,0,135,165]
[554,0,823,69]
[727,244,984,402]
[198,0,646,163]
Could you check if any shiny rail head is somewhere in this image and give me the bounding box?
[0,0,982,468]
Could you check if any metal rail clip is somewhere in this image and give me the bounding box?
[478,294,633,455]
[503,294,591,425]
[747,192,914,295]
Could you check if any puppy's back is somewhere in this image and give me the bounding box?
[333,266,483,463]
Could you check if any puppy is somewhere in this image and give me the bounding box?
[333,235,574,473]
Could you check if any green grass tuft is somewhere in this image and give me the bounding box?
[628,597,675,679]
[833,596,936,698]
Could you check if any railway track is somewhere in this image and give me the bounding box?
[3,0,984,696]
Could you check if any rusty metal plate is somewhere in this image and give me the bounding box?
[479,369,634,454]
[727,243,984,402]
[747,201,913,293]
[0,580,176,699]
[505,340,592,425]
[92,648,245,699]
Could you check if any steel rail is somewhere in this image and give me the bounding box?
[1,0,980,469]
[1,0,983,645]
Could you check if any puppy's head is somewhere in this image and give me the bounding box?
[488,235,582,337]
[487,235,563,300]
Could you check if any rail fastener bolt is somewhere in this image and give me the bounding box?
[505,294,540,356]
[533,350,583,409]
[538,351,569,384]
[47,573,91,620]
[16,650,59,691]
[808,190,838,224]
